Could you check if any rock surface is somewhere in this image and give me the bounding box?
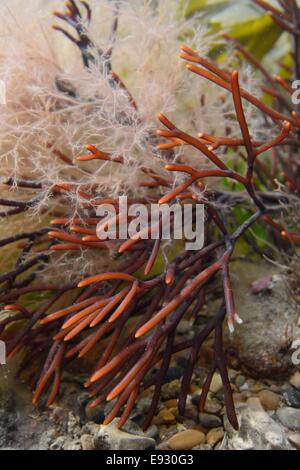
[288,433,300,450]
[223,405,293,450]
[277,407,300,431]
[224,262,298,379]
[94,419,155,450]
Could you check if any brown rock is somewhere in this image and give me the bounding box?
[155,409,176,425]
[258,390,281,411]
[189,384,198,394]
[163,399,178,409]
[167,430,205,450]
[290,372,300,390]
[288,433,300,450]
[206,428,225,447]
[233,392,248,403]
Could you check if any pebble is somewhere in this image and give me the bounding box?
[162,380,180,400]
[190,384,198,395]
[155,409,176,425]
[258,390,281,411]
[80,434,95,451]
[136,397,152,412]
[269,384,282,393]
[284,386,300,409]
[277,407,300,431]
[167,430,206,450]
[210,373,223,394]
[204,400,222,414]
[163,399,178,409]
[235,375,246,389]
[206,428,224,447]
[94,420,155,450]
[233,392,248,403]
[198,413,222,429]
[250,382,264,393]
[290,372,300,390]
[184,405,198,421]
[288,433,300,450]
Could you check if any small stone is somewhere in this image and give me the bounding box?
[235,375,246,388]
[189,384,198,395]
[269,384,282,393]
[156,409,176,425]
[136,397,152,412]
[233,392,248,403]
[184,404,198,421]
[204,400,222,414]
[246,397,264,411]
[288,433,300,450]
[167,430,205,450]
[250,382,264,393]
[206,428,224,447]
[210,373,223,394]
[277,407,300,431]
[94,419,155,450]
[163,399,178,409]
[198,413,222,429]
[258,390,281,411]
[80,434,95,451]
[284,386,300,409]
[251,275,273,294]
[290,372,300,390]
[145,424,158,439]
[228,369,238,379]
[162,380,180,400]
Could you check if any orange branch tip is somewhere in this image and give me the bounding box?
[78,272,136,288]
